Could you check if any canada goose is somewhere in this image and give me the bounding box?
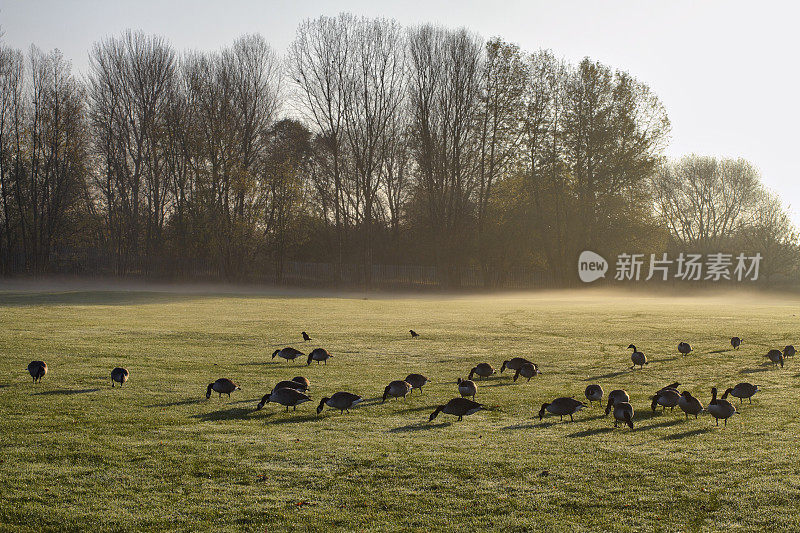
[110,367,129,387]
[272,380,307,393]
[722,383,759,404]
[405,374,429,394]
[678,342,692,356]
[765,349,784,368]
[272,347,304,363]
[604,389,630,416]
[27,361,47,383]
[538,397,587,422]
[513,362,540,382]
[500,358,536,374]
[206,378,240,399]
[612,402,634,429]
[628,344,647,369]
[292,376,310,390]
[410,330,419,338]
[678,391,704,420]
[584,384,603,406]
[257,387,311,411]
[429,398,483,421]
[731,337,742,350]
[651,388,680,413]
[302,331,311,342]
[457,378,477,400]
[708,387,736,426]
[783,345,796,359]
[317,392,363,414]
[660,382,681,392]
[307,348,332,365]
[468,363,494,380]
[382,380,412,402]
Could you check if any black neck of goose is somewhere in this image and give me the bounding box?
[538,403,549,419]
[206,383,213,398]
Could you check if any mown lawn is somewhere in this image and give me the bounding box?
[1,288,799,532]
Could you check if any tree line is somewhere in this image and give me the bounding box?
[1,14,797,287]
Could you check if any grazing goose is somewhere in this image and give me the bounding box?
[382,380,412,403]
[731,337,742,350]
[110,367,129,388]
[783,345,796,359]
[457,378,477,400]
[302,331,311,341]
[604,389,630,416]
[678,342,692,356]
[513,362,540,382]
[538,397,587,422]
[584,384,603,406]
[651,388,680,413]
[292,376,310,390]
[468,363,495,380]
[500,358,536,374]
[612,402,635,429]
[206,378,240,399]
[678,391,704,420]
[410,330,419,338]
[272,380,307,393]
[628,344,647,369]
[405,374,430,394]
[317,392,363,414]
[307,348,332,365]
[27,361,48,383]
[257,387,311,411]
[708,387,736,426]
[272,347,304,363]
[722,383,759,404]
[765,349,784,368]
[429,398,483,422]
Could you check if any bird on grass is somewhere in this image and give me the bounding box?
[678,391,704,420]
[429,398,483,422]
[258,387,310,412]
[783,345,796,359]
[538,397,586,422]
[651,388,680,413]
[468,363,494,380]
[513,362,539,382]
[27,361,47,383]
[678,342,692,356]
[765,349,784,368]
[628,344,647,369]
[731,337,742,350]
[405,374,430,394]
[111,367,129,388]
[317,392,363,414]
[206,378,239,399]
[612,402,635,429]
[271,380,308,393]
[722,383,759,405]
[500,358,536,374]
[272,347,304,363]
[410,330,420,338]
[382,380,412,402]
[584,384,603,407]
[708,387,736,426]
[307,348,332,365]
[302,331,311,342]
[457,378,477,400]
[604,390,630,416]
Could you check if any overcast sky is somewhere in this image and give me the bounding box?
[2,0,799,224]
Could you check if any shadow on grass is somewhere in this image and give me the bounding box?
[255,412,317,424]
[502,421,558,430]
[708,349,730,354]
[585,370,630,381]
[662,427,712,440]
[567,426,616,437]
[397,404,435,414]
[648,356,679,364]
[191,407,253,421]
[740,367,771,374]
[636,418,683,431]
[390,422,450,432]
[239,361,282,366]
[146,397,204,408]
[32,388,100,396]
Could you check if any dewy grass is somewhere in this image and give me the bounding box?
[1,290,799,531]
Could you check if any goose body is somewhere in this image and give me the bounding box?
[678,342,692,356]
[612,402,635,429]
[292,376,310,389]
[765,349,784,368]
[110,367,129,387]
[708,387,736,426]
[722,383,759,404]
[468,363,494,380]
[628,344,647,369]
[513,362,540,382]
[731,337,742,350]
[457,378,477,400]
[307,348,332,365]
[538,397,587,422]
[409,330,419,338]
[500,357,535,374]
[27,361,47,383]
[405,374,429,393]
[429,398,483,421]
[258,387,311,411]
[317,392,363,414]
[783,345,796,359]
[206,378,239,399]
[272,347,304,362]
[678,391,704,419]
[272,380,307,393]
[651,388,680,412]
[382,380,412,402]
[605,389,630,415]
[584,384,603,406]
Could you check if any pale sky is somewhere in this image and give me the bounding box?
[2,0,799,225]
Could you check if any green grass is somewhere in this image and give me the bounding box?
[1,288,800,532]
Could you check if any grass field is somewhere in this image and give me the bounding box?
[1,287,800,532]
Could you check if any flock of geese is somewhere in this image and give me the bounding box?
[24,333,794,429]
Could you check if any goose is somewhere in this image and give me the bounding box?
[382,380,412,402]
[429,398,483,421]
[612,402,634,429]
[500,358,536,374]
[678,342,692,356]
[731,337,742,350]
[272,347,304,363]
[457,378,477,400]
[513,362,540,382]
[765,349,784,368]
[604,389,630,416]
[410,330,419,338]
[272,380,307,393]
[307,348,332,365]
[678,391,704,420]
[538,397,587,422]
[660,382,681,392]
[405,374,429,394]
[292,376,310,390]
[468,363,494,380]
[628,344,647,369]
[302,331,311,342]
[708,387,736,426]
[783,345,796,359]
[206,378,240,399]
[584,384,603,406]
[722,383,759,404]
[651,388,680,413]
[257,387,311,411]
[27,361,47,383]
[110,367,129,388]
[317,392,363,414]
